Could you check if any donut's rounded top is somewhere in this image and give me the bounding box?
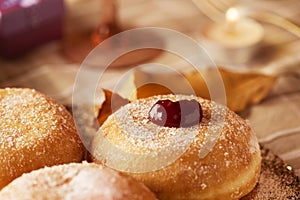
[0,162,157,200]
[92,94,261,199]
[0,88,84,189]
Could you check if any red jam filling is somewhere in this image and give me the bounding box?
[149,99,203,128]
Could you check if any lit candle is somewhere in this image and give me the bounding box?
[226,7,239,32]
[199,7,264,64]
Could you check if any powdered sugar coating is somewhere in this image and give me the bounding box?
[93,94,262,199]
[0,88,83,189]
[0,162,157,200]
[101,94,259,156]
[101,95,213,152]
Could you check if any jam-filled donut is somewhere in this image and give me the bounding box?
[0,162,157,200]
[92,94,261,200]
[0,88,84,189]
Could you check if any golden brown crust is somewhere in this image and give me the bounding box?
[0,162,157,200]
[0,88,84,189]
[92,94,261,200]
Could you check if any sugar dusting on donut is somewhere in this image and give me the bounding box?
[0,88,83,189]
[0,162,157,200]
[93,94,262,199]
[104,94,260,157]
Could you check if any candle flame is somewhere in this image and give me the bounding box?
[226,7,239,23]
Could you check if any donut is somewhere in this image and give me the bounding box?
[0,88,84,189]
[91,94,261,199]
[0,162,157,200]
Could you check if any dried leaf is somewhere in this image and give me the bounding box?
[136,84,174,99]
[129,68,194,100]
[184,67,278,112]
[97,89,129,126]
